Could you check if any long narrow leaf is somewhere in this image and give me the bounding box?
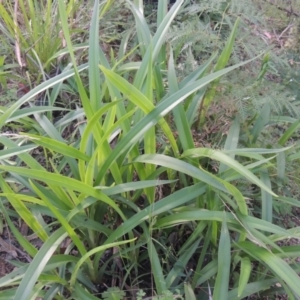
[96,55,259,184]
[88,0,101,111]
[70,238,136,287]
[0,64,88,129]
[0,165,125,220]
[213,214,231,300]
[133,154,248,214]
[20,133,90,161]
[0,145,37,160]
[238,257,252,297]
[236,241,300,296]
[14,228,68,300]
[183,148,276,196]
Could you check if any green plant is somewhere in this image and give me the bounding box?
[0,56,15,89]
[164,0,300,224]
[101,287,126,300]
[164,0,300,125]
[0,0,89,83]
[1,0,300,300]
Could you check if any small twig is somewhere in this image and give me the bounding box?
[14,0,26,68]
[278,23,295,40]
[74,120,87,128]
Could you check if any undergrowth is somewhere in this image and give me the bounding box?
[0,0,300,299]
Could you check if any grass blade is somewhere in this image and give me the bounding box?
[0,145,37,160]
[14,228,68,300]
[168,49,194,151]
[236,241,300,297]
[278,119,300,146]
[260,171,273,223]
[0,176,49,242]
[184,282,197,300]
[21,133,90,161]
[213,214,231,300]
[0,64,88,129]
[183,148,277,196]
[219,117,240,173]
[88,0,101,111]
[133,154,248,214]
[70,238,136,287]
[238,257,251,297]
[0,165,125,219]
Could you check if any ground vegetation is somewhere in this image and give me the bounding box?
[0,0,300,299]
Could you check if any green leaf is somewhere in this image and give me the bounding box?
[260,171,273,223]
[184,282,197,300]
[195,260,218,287]
[133,0,184,89]
[74,284,99,300]
[14,228,68,300]
[219,117,240,173]
[7,106,69,122]
[0,64,88,130]
[0,176,49,242]
[168,49,194,150]
[100,183,206,258]
[215,19,240,72]
[147,238,167,294]
[166,240,200,288]
[279,119,300,146]
[251,103,270,144]
[100,66,179,156]
[156,210,292,238]
[20,133,90,161]
[183,148,277,197]
[70,238,136,287]
[88,0,101,111]
[236,241,300,296]
[213,214,231,300]
[31,181,89,260]
[99,180,176,196]
[102,287,126,300]
[238,257,251,297]
[0,200,37,257]
[97,49,259,185]
[0,165,124,217]
[133,154,248,215]
[228,279,277,299]
[0,145,37,160]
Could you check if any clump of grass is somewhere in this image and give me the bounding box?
[0,0,300,299]
[0,0,92,84]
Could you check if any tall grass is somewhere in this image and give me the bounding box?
[0,0,300,299]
